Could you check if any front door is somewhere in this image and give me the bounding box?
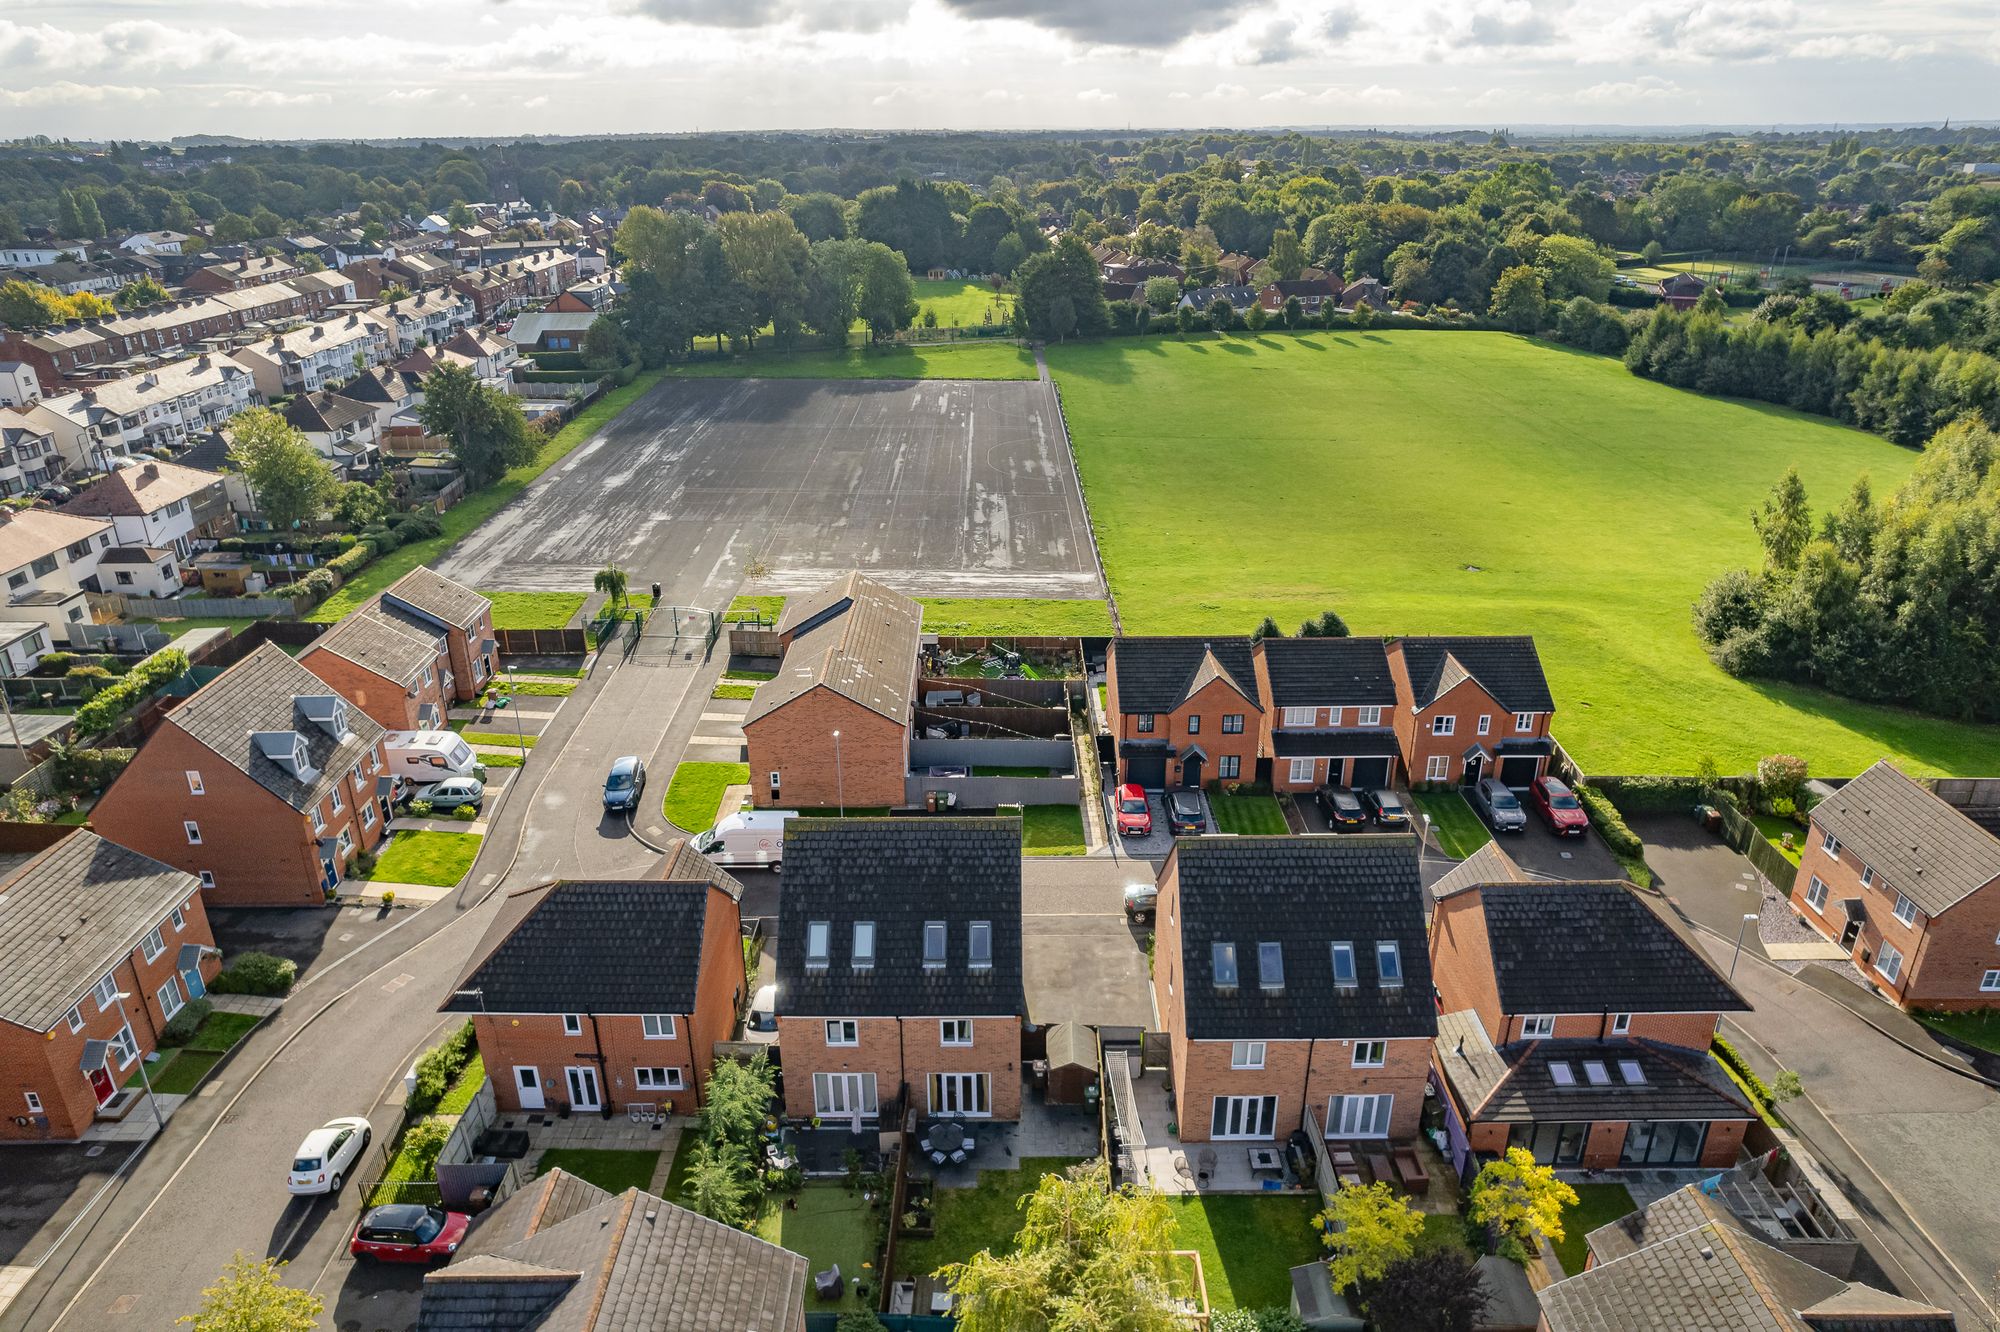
[320,855,339,892]
[1461,755,1484,787]
[514,1065,545,1110]
[181,965,206,1001]
[87,1066,114,1106]
[1181,754,1204,789]
[565,1066,602,1112]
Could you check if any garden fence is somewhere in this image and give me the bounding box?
[1715,797,1800,892]
[85,591,314,619]
[495,627,587,656]
[1301,1105,1341,1208]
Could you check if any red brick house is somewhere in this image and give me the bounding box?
[1387,636,1555,788]
[1151,835,1436,1144]
[1252,636,1402,794]
[742,573,920,811]
[444,842,745,1115]
[1256,276,1343,314]
[776,818,1023,1124]
[374,565,496,704]
[1106,637,1261,790]
[299,606,453,731]
[89,644,392,907]
[1657,272,1708,310]
[1790,760,2000,1011]
[1429,878,1752,1176]
[182,255,301,293]
[0,829,220,1141]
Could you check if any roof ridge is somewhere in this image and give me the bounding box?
[578,1189,640,1329]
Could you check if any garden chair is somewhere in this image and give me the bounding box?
[814,1266,842,1301]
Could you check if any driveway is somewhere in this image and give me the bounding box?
[206,902,412,986]
[1501,816,1624,881]
[0,1147,121,1273]
[1630,812,1775,956]
[1100,778,1173,860]
[1022,859,1154,1030]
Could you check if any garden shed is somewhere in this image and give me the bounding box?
[1039,1022,1098,1106]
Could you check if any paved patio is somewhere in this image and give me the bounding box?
[923,1087,1101,1188]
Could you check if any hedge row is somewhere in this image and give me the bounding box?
[1574,781,1644,860]
[528,350,587,371]
[515,368,606,384]
[217,534,354,557]
[71,647,188,737]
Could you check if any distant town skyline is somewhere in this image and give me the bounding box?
[2,0,1994,140]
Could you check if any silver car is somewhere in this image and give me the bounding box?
[1470,777,1527,833]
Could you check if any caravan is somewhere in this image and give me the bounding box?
[382,730,486,784]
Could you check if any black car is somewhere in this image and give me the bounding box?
[1165,788,1206,835]
[1360,788,1410,828]
[1314,784,1368,828]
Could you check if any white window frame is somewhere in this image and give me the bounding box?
[1330,941,1357,987]
[1805,875,1828,911]
[1283,707,1315,727]
[361,801,376,829]
[1893,894,1917,927]
[1821,830,1841,859]
[1230,1040,1265,1070]
[1477,714,1491,735]
[157,976,183,1021]
[184,820,202,845]
[642,1014,677,1040]
[927,1072,991,1118]
[923,921,947,969]
[1357,705,1382,726]
[140,926,165,963]
[171,905,185,932]
[1611,1013,1632,1035]
[1376,941,1403,987]
[330,785,344,814]
[634,1066,683,1091]
[93,973,119,1011]
[1860,865,1874,888]
[185,770,204,795]
[24,1091,42,1113]
[198,870,216,889]
[1425,755,1449,782]
[1431,715,1455,736]
[561,1014,582,1036]
[1288,757,1315,785]
[1327,1092,1393,1139]
[1514,712,1534,732]
[1210,1094,1277,1140]
[1352,1040,1387,1068]
[310,804,325,834]
[968,920,993,971]
[1521,1015,1556,1038]
[1876,942,1904,985]
[852,921,875,970]
[65,1005,83,1033]
[108,1022,139,1070]
[812,1072,878,1118]
[806,920,831,969]
[940,1019,973,1047]
[825,1019,859,1047]
[1981,970,2000,993]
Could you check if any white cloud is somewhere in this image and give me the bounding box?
[235,88,329,106]
[980,87,1022,101]
[380,87,439,103]
[523,94,550,108]
[1075,86,1116,101]
[1259,85,1307,101]
[1574,75,1685,103]
[0,80,156,106]
[1200,82,1249,100]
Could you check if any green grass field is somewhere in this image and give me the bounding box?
[917,598,1114,636]
[663,760,749,832]
[1414,790,1492,859]
[360,830,483,887]
[913,278,1015,330]
[670,342,1035,381]
[1553,1182,1638,1274]
[1208,787,1287,835]
[1162,1194,1323,1311]
[1049,332,2000,776]
[481,590,586,630]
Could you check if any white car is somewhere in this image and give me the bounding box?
[409,776,485,811]
[289,1116,372,1196]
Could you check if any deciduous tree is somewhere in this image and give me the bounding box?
[416,363,537,487]
[1316,1183,1423,1290]
[1468,1147,1578,1252]
[177,1252,322,1332]
[226,408,341,531]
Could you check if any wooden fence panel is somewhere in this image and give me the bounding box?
[495,627,586,656]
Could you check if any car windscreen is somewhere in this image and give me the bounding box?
[606,772,633,790]
[1119,798,1147,813]
[413,1211,445,1243]
[293,1156,321,1172]
[1492,789,1521,809]
[1550,794,1581,809]
[1378,797,1405,812]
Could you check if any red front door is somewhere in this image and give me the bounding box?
[88,1067,114,1105]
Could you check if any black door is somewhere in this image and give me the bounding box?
[1181,754,1204,789]
[1125,753,1167,789]
[1349,756,1392,789]
[1498,755,1541,788]
[1461,755,1484,787]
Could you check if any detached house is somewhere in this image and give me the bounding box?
[776,819,1025,1124]
[90,644,391,906]
[1151,835,1436,1144]
[1790,760,2000,1011]
[0,829,219,1141]
[1253,636,1402,794]
[1106,637,1260,790]
[1429,879,1753,1175]
[444,842,746,1116]
[299,606,453,731]
[1387,636,1555,788]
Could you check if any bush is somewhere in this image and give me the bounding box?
[399,1117,453,1181]
[1210,1313,1309,1332]
[297,568,337,599]
[65,665,113,682]
[208,951,297,996]
[450,803,478,821]
[326,544,374,578]
[1574,782,1643,860]
[1593,775,1713,811]
[70,647,189,738]
[1712,1034,1776,1113]
[36,651,75,673]
[158,997,213,1048]
[391,510,442,542]
[407,1021,476,1116]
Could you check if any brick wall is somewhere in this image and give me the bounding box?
[478,1012,694,1113]
[1173,1038,1312,1142]
[777,1015,903,1119]
[776,1013,1020,1120]
[688,889,746,1093]
[1119,677,1261,787]
[746,690,907,810]
[298,648,439,731]
[1429,892,1506,1040]
[1304,1036,1431,1141]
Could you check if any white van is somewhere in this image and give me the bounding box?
[692,809,796,870]
[382,730,486,784]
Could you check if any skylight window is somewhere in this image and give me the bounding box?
[1258,942,1284,990]
[1212,941,1239,988]
[923,921,947,969]
[1376,941,1403,987]
[1583,1060,1611,1086]
[1549,1061,1576,1087]
[806,920,830,969]
[1330,942,1356,987]
[1618,1060,1646,1085]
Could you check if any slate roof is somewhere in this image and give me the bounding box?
[1470,1037,1754,1123]
[283,389,374,435]
[1269,730,1400,757]
[419,1170,807,1332]
[162,642,385,813]
[1474,881,1747,1017]
[1427,841,1524,902]
[745,572,920,729]
[383,565,489,632]
[1111,637,1259,715]
[1166,835,1435,1041]
[1257,637,1397,708]
[305,606,436,685]
[1395,635,1554,713]
[444,847,742,1016]
[0,830,202,1031]
[1810,760,2000,918]
[776,819,1024,1019]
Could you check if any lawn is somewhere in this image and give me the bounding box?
[437,1054,486,1115]
[480,590,586,631]
[497,678,576,697]
[1917,1009,2000,1056]
[1752,812,1804,866]
[481,751,524,768]
[186,1010,262,1052]
[124,1009,263,1094]
[917,597,1115,636]
[310,369,667,622]
[713,682,758,700]
[1162,1193,1324,1312]
[455,728,535,748]
[726,594,787,623]
[671,342,1036,381]
[896,1157,1089,1280]
[913,278,1016,330]
[1207,787,1288,835]
[1552,1182,1639,1275]
[360,831,483,887]
[755,1184,880,1311]
[1412,789,1492,859]
[1048,332,2000,777]
[533,1148,660,1196]
[664,760,749,831]
[1021,804,1087,855]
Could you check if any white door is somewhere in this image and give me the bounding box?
[1327,1093,1394,1138]
[812,1072,878,1118]
[927,1073,991,1117]
[514,1065,544,1110]
[1209,1094,1277,1140]
[565,1066,602,1112]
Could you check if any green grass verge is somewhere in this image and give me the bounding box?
[1917,1009,2000,1056]
[1021,804,1087,855]
[725,668,777,681]
[369,1126,443,1206]
[1207,788,1288,835]
[499,678,577,697]
[1049,332,2000,776]
[533,1147,660,1196]
[916,597,1115,636]
[712,682,757,700]
[1751,812,1804,866]
[670,342,1036,381]
[480,751,524,768]
[360,830,483,887]
[436,1054,485,1116]
[1553,1182,1639,1275]
[913,278,1015,330]
[1413,789,1493,859]
[514,666,589,680]
[755,1185,878,1311]
[725,594,786,623]
[310,370,667,622]
[896,1157,1089,1280]
[125,1049,223,1095]
[459,730,535,748]
[664,761,749,831]
[185,1010,262,1053]
[481,590,587,631]
[1162,1193,1324,1312]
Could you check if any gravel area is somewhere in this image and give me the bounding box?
[1756,880,1867,984]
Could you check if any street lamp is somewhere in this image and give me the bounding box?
[1416,812,1433,868]
[111,993,165,1132]
[1729,912,1760,981]
[832,729,844,818]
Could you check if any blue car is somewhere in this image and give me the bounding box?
[603,756,646,812]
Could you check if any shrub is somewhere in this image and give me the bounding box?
[408,1021,476,1116]
[36,651,75,673]
[450,803,478,821]
[391,510,442,542]
[326,544,374,578]
[208,951,297,996]
[297,568,337,599]
[408,798,434,817]
[1593,775,1711,811]
[158,997,213,1047]
[399,1117,453,1181]
[70,647,189,738]
[1711,1035,1773,1105]
[1756,754,1809,810]
[1574,782,1643,860]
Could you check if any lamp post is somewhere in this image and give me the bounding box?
[112,993,165,1132]
[832,729,844,818]
[1729,912,1760,981]
[507,661,526,761]
[1417,812,1433,869]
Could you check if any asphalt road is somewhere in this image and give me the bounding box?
[1021,858,1155,1030]
[434,376,1104,603]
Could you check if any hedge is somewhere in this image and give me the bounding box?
[327,544,375,578]
[406,1021,477,1117]
[217,534,349,558]
[515,368,605,384]
[1591,775,1711,811]
[70,647,188,737]
[528,350,587,371]
[1574,781,1644,860]
[208,951,297,995]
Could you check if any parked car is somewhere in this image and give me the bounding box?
[32,483,72,503]
[1165,789,1206,835]
[1469,777,1527,833]
[603,755,646,811]
[350,1204,470,1263]
[1530,776,1590,836]
[1314,784,1368,829]
[288,1116,371,1196]
[408,776,484,811]
[1123,881,1158,922]
[1114,783,1153,837]
[745,983,778,1034]
[1361,788,1410,828]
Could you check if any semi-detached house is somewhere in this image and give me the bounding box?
[374,565,496,704]
[0,507,112,655]
[232,311,392,398]
[45,353,259,460]
[1255,636,1402,794]
[299,605,453,731]
[1387,635,1556,788]
[60,459,232,563]
[1107,637,1261,791]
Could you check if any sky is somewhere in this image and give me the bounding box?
[0,0,1995,141]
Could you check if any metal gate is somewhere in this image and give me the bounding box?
[645,605,722,648]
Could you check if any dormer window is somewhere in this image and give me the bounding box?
[1375,941,1402,987]
[805,920,830,970]
[1212,942,1238,988]
[851,921,875,970]
[968,921,992,971]
[1257,942,1284,990]
[924,921,947,969]
[1330,941,1356,987]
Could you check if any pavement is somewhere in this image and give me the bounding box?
[1630,811,1780,956]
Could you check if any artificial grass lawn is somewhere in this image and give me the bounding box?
[896,1157,1089,1280]
[725,594,786,623]
[480,590,587,631]
[436,1054,485,1115]
[1207,788,1288,835]
[1917,1009,2000,1056]
[1021,803,1087,855]
[1049,332,2000,777]
[917,597,1115,636]
[974,765,1053,777]
[755,1184,878,1311]
[713,682,758,700]
[664,761,749,831]
[1752,812,1804,866]
[1553,1182,1639,1275]
[533,1148,660,1197]
[671,342,1036,381]
[1162,1193,1324,1312]
[310,370,667,622]
[361,831,483,887]
[913,278,1015,330]
[1413,789,1493,859]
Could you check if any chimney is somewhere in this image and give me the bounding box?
[142,462,159,480]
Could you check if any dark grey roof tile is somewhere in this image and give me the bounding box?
[1397,635,1554,713]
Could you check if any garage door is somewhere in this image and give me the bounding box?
[1125,753,1168,789]
[1498,755,1542,787]
[1349,756,1393,789]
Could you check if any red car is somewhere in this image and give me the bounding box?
[350,1204,470,1263]
[1114,784,1153,837]
[1530,776,1589,836]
